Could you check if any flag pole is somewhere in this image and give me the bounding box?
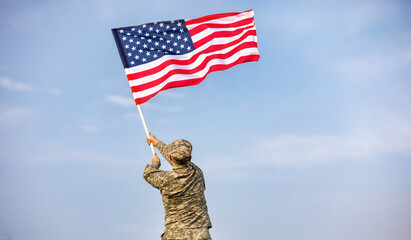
[137,104,156,156]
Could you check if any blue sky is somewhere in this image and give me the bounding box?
[1,0,410,239]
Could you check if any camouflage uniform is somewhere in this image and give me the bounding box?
[143,139,212,240]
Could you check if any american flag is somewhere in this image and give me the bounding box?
[112,9,260,105]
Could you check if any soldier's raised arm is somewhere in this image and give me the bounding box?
[143,153,167,189]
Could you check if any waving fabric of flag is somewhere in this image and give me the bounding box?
[112,9,260,105]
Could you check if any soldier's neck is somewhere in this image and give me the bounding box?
[173,162,188,168]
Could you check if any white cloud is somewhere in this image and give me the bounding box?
[254,118,411,167]
[49,88,62,96]
[256,133,383,167]
[336,45,411,81]
[0,64,9,71]
[124,112,139,119]
[0,77,36,92]
[330,0,399,36]
[158,90,185,99]
[144,102,183,112]
[0,77,62,96]
[106,95,183,117]
[202,117,411,170]
[0,108,35,128]
[28,151,130,165]
[263,0,400,37]
[105,95,134,108]
[320,191,411,240]
[80,125,100,133]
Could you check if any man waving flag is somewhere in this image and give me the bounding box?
[112,9,260,105]
[112,12,259,238]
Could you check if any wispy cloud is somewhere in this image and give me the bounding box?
[24,150,134,165]
[144,102,183,112]
[254,118,411,167]
[256,133,383,167]
[124,112,139,119]
[0,77,35,92]
[0,108,35,128]
[203,117,411,170]
[263,0,400,37]
[105,95,134,108]
[158,90,185,99]
[106,94,183,113]
[0,77,62,96]
[80,125,100,133]
[336,45,411,81]
[49,88,62,96]
[0,64,9,71]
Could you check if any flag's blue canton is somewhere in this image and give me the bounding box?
[114,20,195,68]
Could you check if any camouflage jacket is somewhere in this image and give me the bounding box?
[143,140,212,229]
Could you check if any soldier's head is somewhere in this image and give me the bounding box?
[168,139,192,165]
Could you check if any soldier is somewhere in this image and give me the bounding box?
[144,133,212,240]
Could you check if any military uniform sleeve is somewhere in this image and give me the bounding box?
[143,164,167,189]
[155,140,173,166]
[190,162,206,190]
